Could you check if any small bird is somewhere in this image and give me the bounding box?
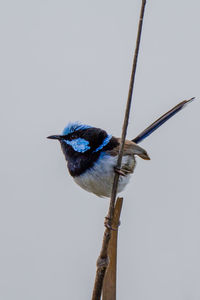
[47,98,194,197]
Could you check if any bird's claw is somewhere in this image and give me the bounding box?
[114,166,126,176]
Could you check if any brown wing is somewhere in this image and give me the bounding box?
[107,138,150,160]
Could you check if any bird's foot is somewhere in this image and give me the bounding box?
[114,166,126,176]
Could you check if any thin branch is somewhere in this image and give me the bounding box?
[91,1,147,299]
[108,0,147,225]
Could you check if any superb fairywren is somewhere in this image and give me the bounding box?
[47,98,194,197]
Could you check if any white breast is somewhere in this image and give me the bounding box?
[73,153,136,197]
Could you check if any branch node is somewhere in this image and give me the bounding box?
[104,217,116,231]
[96,256,109,269]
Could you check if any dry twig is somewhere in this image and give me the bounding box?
[102,197,123,300]
[91,1,147,299]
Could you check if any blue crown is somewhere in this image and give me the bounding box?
[62,122,92,135]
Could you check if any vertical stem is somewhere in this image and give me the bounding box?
[107,0,147,224]
[91,1,147,299]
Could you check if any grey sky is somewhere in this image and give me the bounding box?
[0,0,200,299]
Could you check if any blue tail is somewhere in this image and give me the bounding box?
[132,97,195,144]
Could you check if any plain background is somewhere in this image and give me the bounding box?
[0,0,200,299]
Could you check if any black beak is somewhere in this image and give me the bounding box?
[47,135,62,140]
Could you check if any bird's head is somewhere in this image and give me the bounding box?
[47,122,94,154]
[47,122,113,157]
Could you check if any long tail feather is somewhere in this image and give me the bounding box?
[132,97,195,144]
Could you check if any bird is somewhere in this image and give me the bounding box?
[47,98,194,197]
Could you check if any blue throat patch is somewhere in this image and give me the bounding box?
[64,138,90,153]
[93,134,112,152]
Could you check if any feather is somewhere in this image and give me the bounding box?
[107,139,150,160]
[62,122,92,136]
[132,97,195,144]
